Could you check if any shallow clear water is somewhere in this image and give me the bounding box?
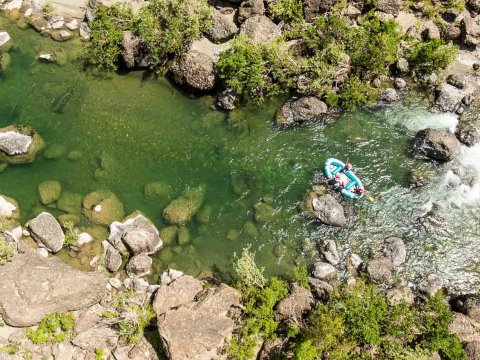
[1,18,480,291]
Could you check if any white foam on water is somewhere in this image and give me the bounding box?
[386,107,459,133]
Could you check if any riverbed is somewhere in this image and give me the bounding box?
[1,18,479,292]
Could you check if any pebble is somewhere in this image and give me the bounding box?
[109,277,122,289]
[94,204,102,212]
[37,248,49,258]
[76,232,93,246]
[89,255,99,267]
[22,229,30,237]
[66,19,78,30]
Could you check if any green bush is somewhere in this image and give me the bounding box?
[293,266,310,289]
[407,39,459,74]
[0,235,14,265]
[339,76,378,111]
[268,0,304,23]
[26,312,75,345]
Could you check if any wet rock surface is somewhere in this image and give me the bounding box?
[413,128,460,162]
[276,97,328,126]
[311,194,346,227]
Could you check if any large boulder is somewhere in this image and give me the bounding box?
[311,194,346,227]
[27,212,65,253]
[0,125,45,164]
[276,97,328,126]
[303,0,343,22]
[364,257,393,284]
[122,30,151,68]
[413,128,460,162]
[0,245,107,326]
[109,214,162,255]
[82,190,125,226]
[238,0,264,23]
[155,275,241,360]
[102,240,122,272]
[456,98,480,146]
[461,14,480,47]
[417,273,443,296]
[381,236,406,267]
[376,0,402,15]
[170,49,216,91]
[163,186,205,225]
[275,283,314,324]
[240,16,281,44]
[435,83,465,112]
[205,9,238,43]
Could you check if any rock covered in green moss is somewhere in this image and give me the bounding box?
[243,221,259,238]
[57,192,83,214]
[144,181,172,201]
[38,180,62,205]
[195,205,212,224]
[44,144,66,160]
[159,226,178,246]
[163,186,206,225]
[0,125,45,164]
[254,201,275,223]
[226,229,240,241]
[83,190,125,226]
[0,52,11,73]
[178,226,190,245]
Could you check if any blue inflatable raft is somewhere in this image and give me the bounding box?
[324,158,365,200]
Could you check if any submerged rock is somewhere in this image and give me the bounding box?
[57,191,83,214]
[163,186,206,225]
[37,180,62,205]
[83,190,125,226]
[254,201,275,223]
[413,128,460,162]
[144,181,172,201]
[0,125,45,164]
[27,212,65,253]
[0,245,107,326]
[276,97,328,126]
[109,214,162,256]
[159,226,178,246]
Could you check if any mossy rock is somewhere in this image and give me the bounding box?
[178,226,190,245]
[254,202,275,224]
[243,221,259,239]
[67,150,83,161]
[195,205,212,224]
[0,52,11,73]
[159,226,178,246]
[201,111,225,129]
[94,169,107,181]
[44,144,66,160]
[38,180,62,205]
[226,229,240,241]
[231,173,250,195]
[0,162,8,173]
[159,247,173,262]
[0,125,45,164]
[163,186,206,225]
[57,192,83,214]
[273,244,286,258]
[82,190,125,226]
[85,225,109,241]
[144,182,172,201]
[300,185,327,219]
[58,213,81,226]
[172,245,183,254]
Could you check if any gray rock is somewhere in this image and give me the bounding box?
[461,14,480,46]
[0,129,33,156]
[465,341,480,360]
[0,31,11,52]
[417,273,443,296]
[275,283,314,323]
[103,241,122,272]
[125,254,152,277]
[394,78,407,89]
[423,20,441,40]
[456,108,480,146]
[157,283,240,360]
[447,74,468,89]
[376,0,402,15]
[346,252,363,277]
[386,285,414,305]
[153,274,203,316]
[435,82,465,112]
[308,277,333,300]
[322,240,340,265]
[378,88,399,103]
[122,30,151,68]
[311,194,346,227]
[303,0,343,22]
[240,16,281,44]
[205,9,238,43]
[170,50,216,91]
[448,313,480,342]
[382,236,406,267]
[468,0,480,12]
[217,88,237,110]
[258,337,286,360]
[276,97,328,126]
[238,0,264,23]
[452,295,480,323]
[79,22,91,39]
[0,246,107,326]
[160,268,184,285]
[27,212,64,253]
[109,214,162,256]
[364,257,393,284]
[311,261,336,280]
[72,326,119,351]
[413,128,460,162]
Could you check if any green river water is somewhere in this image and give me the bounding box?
[2,18,480,291]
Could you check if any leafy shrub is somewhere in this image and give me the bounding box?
[407,39,458,74]
[0,235,14,265]
[26,312,75,345]
[62,220,78,247]
[233,244,267,289]
[268,0,304,23]
[95,348,106,360]
[339,76,378,111]
[293,265,310,289]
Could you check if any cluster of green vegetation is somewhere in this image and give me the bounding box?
[62,220,78,247]
[292,281,466,360]
[227,246,288,359]
[403,0,465,18]
[407,39,458,74]
[25,312,75,345]
[95,348,106,360]
[85,0,212,71]
[229,247,466,360]
[101,291,155,344]
[0,234,14,265]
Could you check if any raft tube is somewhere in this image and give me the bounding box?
[324,158,365,200]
